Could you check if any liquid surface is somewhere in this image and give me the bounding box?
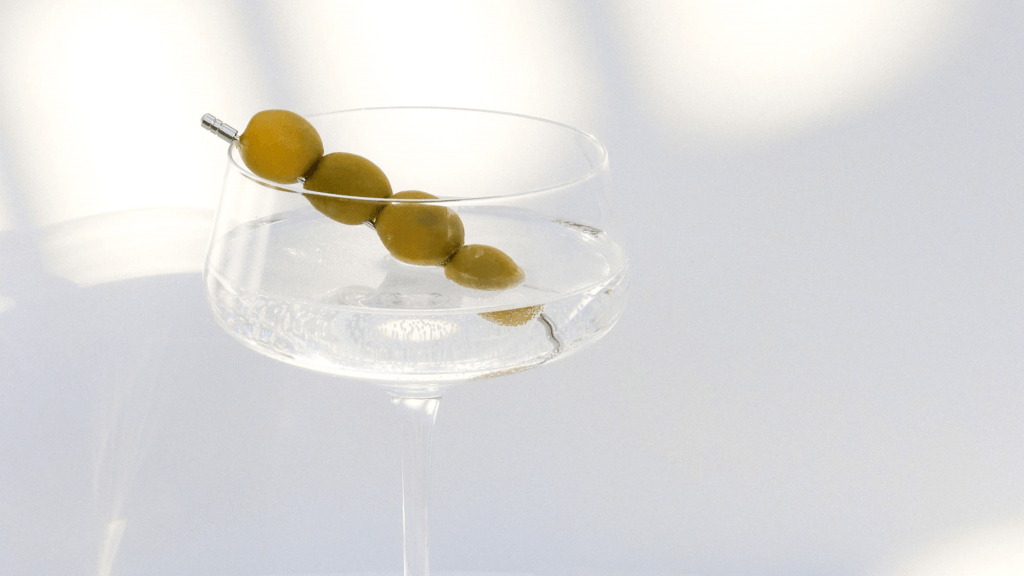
[206,208,628,387]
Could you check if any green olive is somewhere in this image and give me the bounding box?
[375,191,465,266]
[238,109,323,184]
[480,305,543,327]
[444,244,524,290]
[303,152,392,225]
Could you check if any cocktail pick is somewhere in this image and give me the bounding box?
[200,113,239,143]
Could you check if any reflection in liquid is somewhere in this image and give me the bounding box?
[378,319,460,343]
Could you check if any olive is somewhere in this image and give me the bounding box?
[479,305,543,327]
[238,109,323,184]
[444,244,524,290]
[375,191,465,266]
[303,152,392,225]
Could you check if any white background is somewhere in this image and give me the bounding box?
[1,1,1022,575]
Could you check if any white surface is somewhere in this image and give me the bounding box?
[1,1,1022,575]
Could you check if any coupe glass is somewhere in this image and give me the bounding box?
[203,107,628,575]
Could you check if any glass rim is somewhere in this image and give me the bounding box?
[225,105,610,204]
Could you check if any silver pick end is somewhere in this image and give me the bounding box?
[201,113,239,143]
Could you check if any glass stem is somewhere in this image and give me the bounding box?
[389,393,441,576]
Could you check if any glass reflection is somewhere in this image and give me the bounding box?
[40,207,212,287]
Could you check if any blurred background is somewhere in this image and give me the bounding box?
[1,0,1022,575]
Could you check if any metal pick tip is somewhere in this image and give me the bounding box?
[201,113,239,143]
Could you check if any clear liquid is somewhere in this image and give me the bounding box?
[205,208,628,386]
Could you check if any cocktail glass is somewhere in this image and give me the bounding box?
[202,107,628,575]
